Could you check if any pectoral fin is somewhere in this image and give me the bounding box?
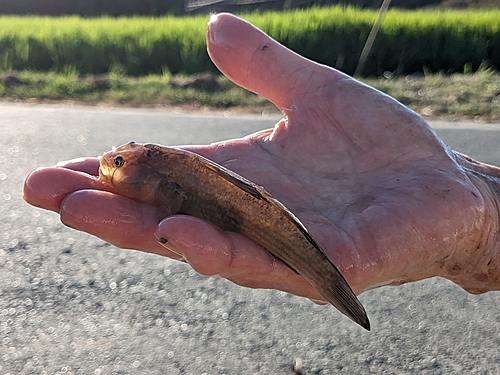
[157,177,187,215]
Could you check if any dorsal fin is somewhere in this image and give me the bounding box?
[203,160,321,252]
[204,162,264,200]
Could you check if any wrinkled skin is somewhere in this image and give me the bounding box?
[23,14,500,302]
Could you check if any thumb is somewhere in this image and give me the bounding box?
[207,13,347,111]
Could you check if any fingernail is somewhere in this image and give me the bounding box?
[309,298,328,306]
[154,231,168,244]
[56,157,86,167]
[209,13,219,24]
[207,14,223,45]
[157,236,168,244]
[154,231,183,257]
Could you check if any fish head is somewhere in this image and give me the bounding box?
[99,141,162,203]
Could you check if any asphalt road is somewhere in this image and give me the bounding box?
[1,103,500,375]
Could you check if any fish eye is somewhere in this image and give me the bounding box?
[113,156,125,168]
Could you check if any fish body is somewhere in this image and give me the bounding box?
[99,141,370,330]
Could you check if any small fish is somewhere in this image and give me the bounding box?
[99,141,370,330]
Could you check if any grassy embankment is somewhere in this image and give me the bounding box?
[3,69,499,121]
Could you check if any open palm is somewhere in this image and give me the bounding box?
[24,14,500,302]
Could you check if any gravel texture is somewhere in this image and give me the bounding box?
[1,103,500,374]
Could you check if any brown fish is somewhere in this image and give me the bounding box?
[99,141,370,330]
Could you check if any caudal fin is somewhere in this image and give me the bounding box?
[323,271,370,330]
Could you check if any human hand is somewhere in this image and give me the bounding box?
[23,14,500,302]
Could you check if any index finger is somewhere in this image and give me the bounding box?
[56,157,101,176]
[23,159,111,213]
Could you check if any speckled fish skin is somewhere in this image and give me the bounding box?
[99,141,370,330]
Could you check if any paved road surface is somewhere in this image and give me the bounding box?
[1,103,500,374]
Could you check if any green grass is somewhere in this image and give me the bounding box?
[364,71,500,120]
[2,70,499,121]
[0,6,499,76]
[0,15,210,75]
[0,70,267,109]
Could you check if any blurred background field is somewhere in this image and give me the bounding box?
[1,7,499,76]
[0,0,497,16]
[0,1,499,119]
